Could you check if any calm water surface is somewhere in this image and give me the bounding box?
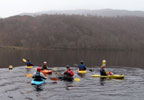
[0,66,144,100]
[0,48,144,100]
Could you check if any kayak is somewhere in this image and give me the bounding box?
[58,76,74,82]
[26,66,33,68]
[77,70,87,74]
[41,69,52,75]
[91,74,124,79]
[31,78,45,85]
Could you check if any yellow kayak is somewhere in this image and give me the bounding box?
[91,74,124,79]
[26,66,33,69]
[77,70,87,74]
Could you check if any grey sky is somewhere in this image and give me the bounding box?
[0,0,144,17]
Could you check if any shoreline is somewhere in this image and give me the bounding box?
[0,46,142,51]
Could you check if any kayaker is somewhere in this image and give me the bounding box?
[100,65,107,76]
[63,65,74,81]
[41,61,48,70]
[26,59,34,66]
[78,60,86,71]
[32,67,46,81]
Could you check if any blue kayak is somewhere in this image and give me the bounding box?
[31,78,45,85]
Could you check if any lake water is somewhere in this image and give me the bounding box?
[0,48,144,68]
[0,66,144,100]
[1,49,144,100]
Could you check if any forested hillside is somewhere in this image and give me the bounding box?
[21,9,144,17]
[0,15,144,50]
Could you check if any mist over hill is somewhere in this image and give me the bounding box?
[0,14,144,50]
[21,9,144,17]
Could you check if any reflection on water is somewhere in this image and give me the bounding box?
[1,48,144,68]
[65,82,74,90]
[100,78,106,86]
[35,85,43,91]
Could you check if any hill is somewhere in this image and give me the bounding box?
[21,9,144,17]
[0,15,144,50]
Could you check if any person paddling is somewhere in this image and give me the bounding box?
[100,65,107,76]
[63,65,74,81]
[32,67,46,81]
[41,61,48,70]
[26,59,34,66]
[78,60,86,71]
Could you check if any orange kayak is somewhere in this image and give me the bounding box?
[41,70,52,75]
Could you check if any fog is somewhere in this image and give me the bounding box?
[0,0,144,17]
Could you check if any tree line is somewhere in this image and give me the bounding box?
[0,15,144,50]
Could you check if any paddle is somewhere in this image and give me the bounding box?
[22,58,27,63]
[49,77,80,82]
[22,58,34,77]
[88,69,93,72]
[101,60,113,75]
[49,77,58,82]
[74,78,80,82]
[25,73,48,79]
[26,73,33,77]
[9,65,13,70]
[50,67,80,82]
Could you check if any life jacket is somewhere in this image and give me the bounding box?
[26,61,33,66]
[63,70,74,81]
[68,70,74,76]
[34,72,42,81]
[100,69,107,76]
[64,69,74,76]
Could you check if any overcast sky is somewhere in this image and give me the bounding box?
[0,0,144,18]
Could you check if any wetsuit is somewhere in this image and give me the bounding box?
[100,69,107,76]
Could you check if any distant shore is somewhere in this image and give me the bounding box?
[0,45,142,51]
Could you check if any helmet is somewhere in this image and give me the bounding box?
[66,65,70,69]
[43,61,47,65]
[80,60,84,64]
[37,67,41,71]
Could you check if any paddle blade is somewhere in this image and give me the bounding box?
[53,67,58,71]
[22,58,27,63]
[74,78,80,82]
[9,65,13,70]
[26,74,32,77]
[49,77,58,81]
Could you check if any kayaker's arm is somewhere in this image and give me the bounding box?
[40,72,47,79]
